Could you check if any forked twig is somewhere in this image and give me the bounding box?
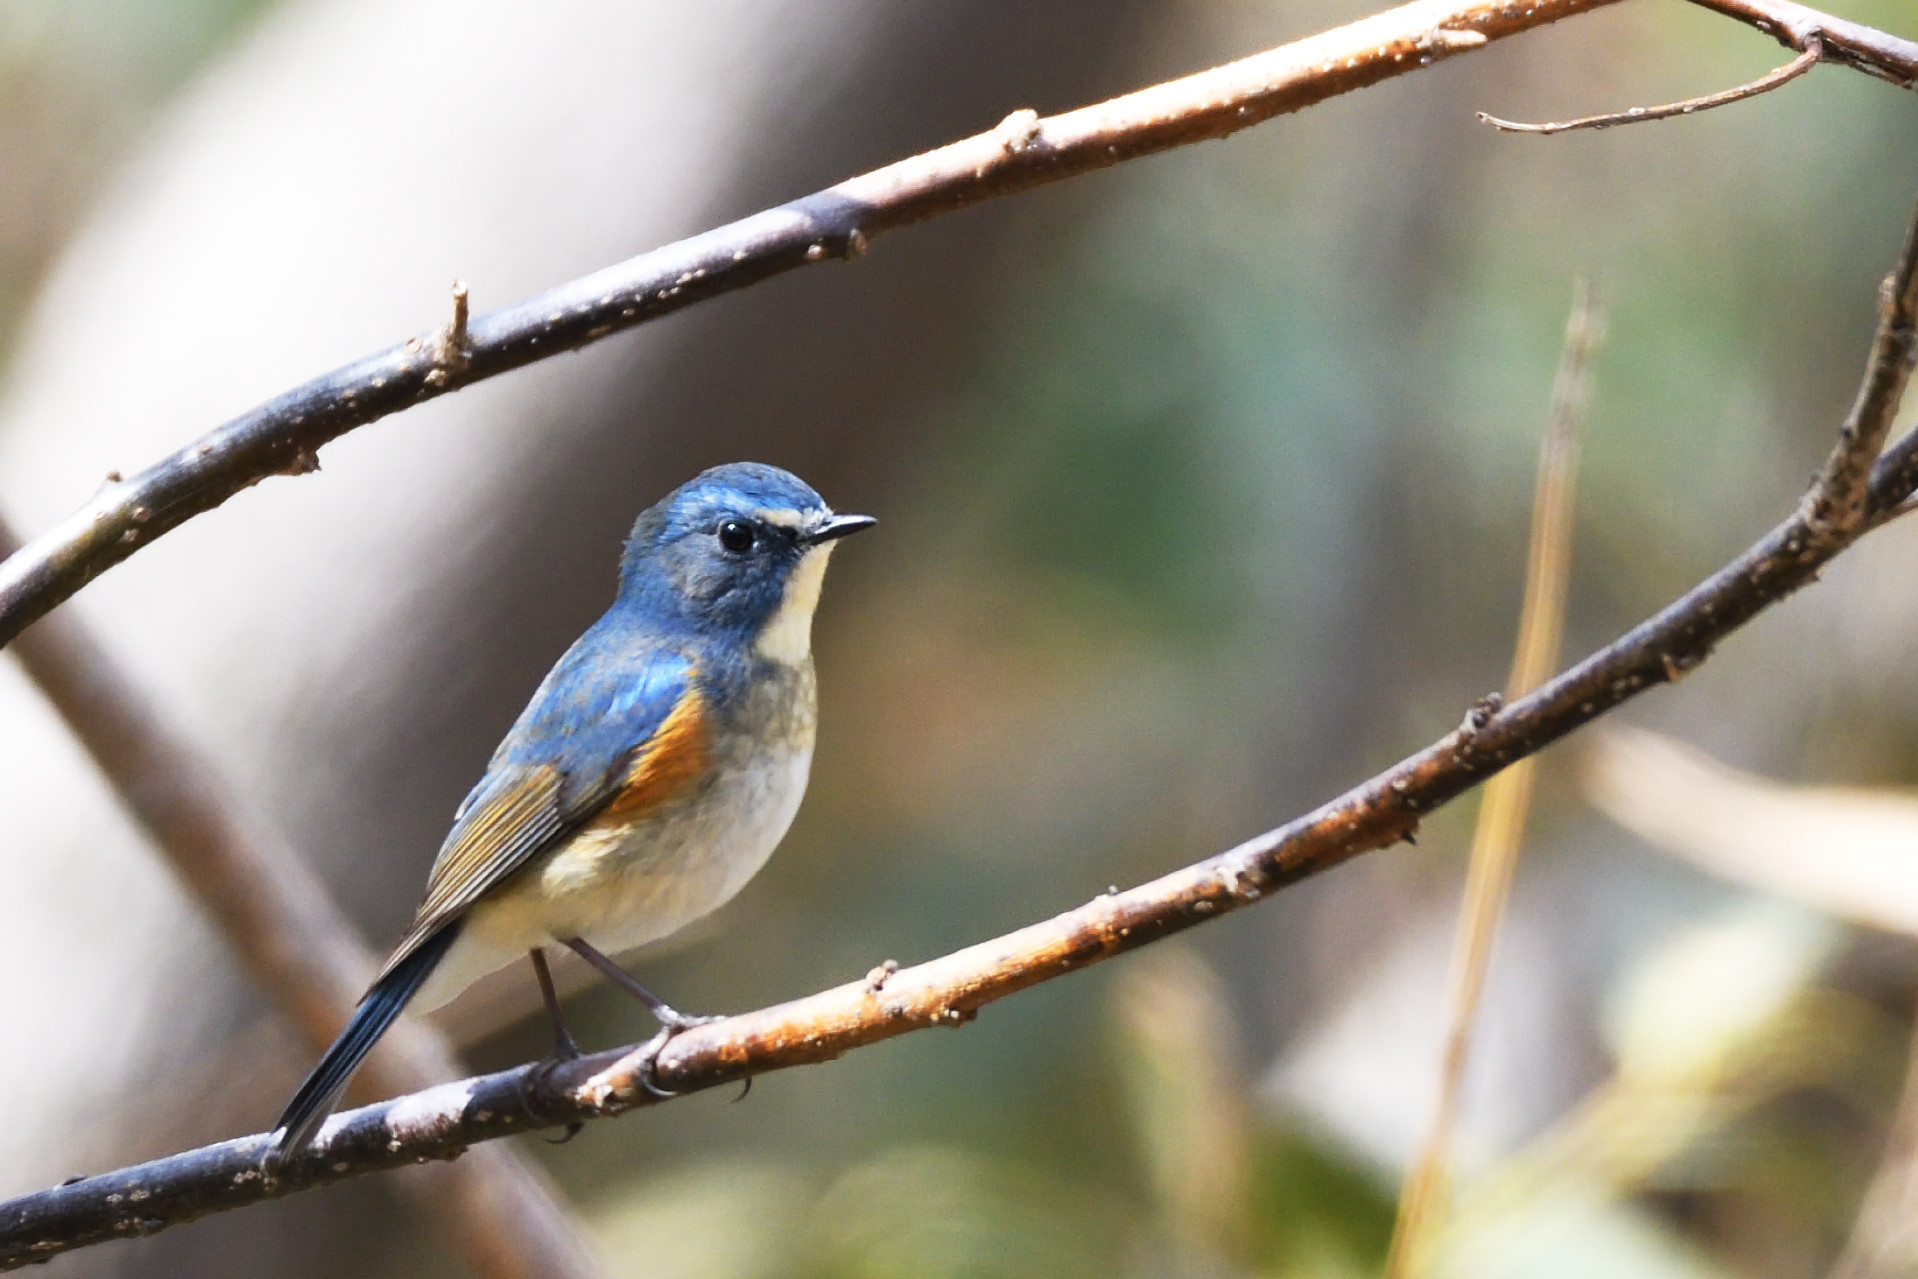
[1480,36,1821,134]
[1684,0,1917,89]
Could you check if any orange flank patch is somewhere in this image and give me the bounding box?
[599,688,713,821]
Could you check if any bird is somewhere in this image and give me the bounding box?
[270,462,874,1159]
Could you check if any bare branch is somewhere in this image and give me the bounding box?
[1858,224,1918,519]
[1685,0,1918,89]
[1,0,1913,648]
[0,517,601,1279]
[8,176,1918,1270]
[1478,38,1820,133]
[1873,490,1918,525]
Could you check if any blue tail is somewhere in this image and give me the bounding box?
[271,921,461,1160]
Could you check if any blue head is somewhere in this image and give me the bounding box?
[617,463,875,661]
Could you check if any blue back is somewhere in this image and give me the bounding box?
[487,462,830,811]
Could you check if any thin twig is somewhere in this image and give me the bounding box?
[1479,38,1820,133]
[1855,213,1918,519]
[7,178,1918,1268]
[1873,490,1918,526]
[1385,280,1604,1279]
[0,517,600,1279]
[0,0,1913,648]
[1685,0,1918,89]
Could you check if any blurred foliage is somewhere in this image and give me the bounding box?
[0,0,275,357]
[571,906,1911,1279]
[578,944,1401,1279]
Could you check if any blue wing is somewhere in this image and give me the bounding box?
[277,628,703,1157]
[490,634,697,807]
[380,631,701,974]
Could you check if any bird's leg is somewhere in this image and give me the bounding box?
[562,936,719,1097]
[561,937,717,1030]
[530,947,581,1061]
[526,947,586,1142]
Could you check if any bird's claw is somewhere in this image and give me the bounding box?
[529,1034,582,1084]
[521,1034,585,1130]
[653,1005,721,1033]
[633,1010,720,1098]
[634,1026,680,1098]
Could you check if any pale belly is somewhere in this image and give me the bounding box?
[414,730,814,1011]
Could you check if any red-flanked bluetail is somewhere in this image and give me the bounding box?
[271,463,874,1159]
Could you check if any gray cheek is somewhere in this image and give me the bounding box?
[671,557,731,603]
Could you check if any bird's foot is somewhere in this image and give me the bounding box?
[529,1023,583,1082]
[557,937,721,1097]
[523,1033,587,1141]
[547,1025,584,1065]
[535,1049,587,1144]
[654,1003,722,1034]
[633,1007,721,1099]
[543,1120,586,1145]
[525,945,587,1138]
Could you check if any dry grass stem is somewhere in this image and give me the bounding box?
[1385,280,1605,1279]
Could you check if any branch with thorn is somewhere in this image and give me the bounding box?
[430,279,470,385]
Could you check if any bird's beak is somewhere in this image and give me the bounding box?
[802,513,877,546]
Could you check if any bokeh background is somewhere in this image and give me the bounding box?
[3,1,1918,1276]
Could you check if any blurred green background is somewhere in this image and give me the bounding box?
[4,2,1918,1277]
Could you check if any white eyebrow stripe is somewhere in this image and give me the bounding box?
[753,507,809,529]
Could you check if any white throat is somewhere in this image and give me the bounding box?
[755,544,834,665]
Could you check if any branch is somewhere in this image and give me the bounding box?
[1,0,1912,648]
[8,174,1918,1272]
[1478,37,1821,133]
[0,517,601,1278]
[1686,0,1918,88]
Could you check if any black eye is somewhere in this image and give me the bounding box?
[717,519,756,553]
